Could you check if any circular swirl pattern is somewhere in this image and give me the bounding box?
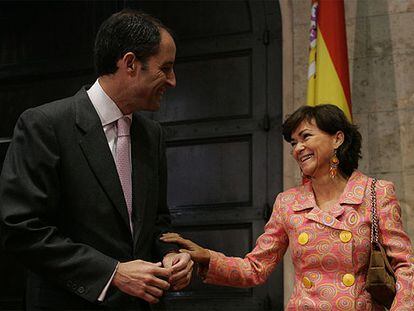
[308,271,322,283]
[318,284,336,300]
[316,239,333,255]
[298,193,307,203]
[298,297,316,310]
[229,269,241,283]
[319,301,332,310]
[258,235,276,251]
[289,214,303,227]
[329,229,339,240]
[304,254,320,268]
[322,214,335,226]
[356,223,370,237]
[346,210,359,227]
[339,241,352,254]
[390,238,406,254]
[316,222,326,230]
[282,193,295,203]
[353,185,364,198]
[391,205,401,222]
[336,296,354,310]
[384,183,395,196]
[321,254,339,272]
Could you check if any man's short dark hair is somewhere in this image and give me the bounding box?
[282,104,362,177]
[94,9,171,76]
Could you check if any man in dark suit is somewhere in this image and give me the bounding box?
[0,10,192,310]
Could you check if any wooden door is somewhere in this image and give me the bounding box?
[0,1,283,309]
[130,1,284,310]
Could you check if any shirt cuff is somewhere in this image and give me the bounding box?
[97,262,119,302]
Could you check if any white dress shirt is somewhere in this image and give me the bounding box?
[87,79,132,159]
[87,79,131,302]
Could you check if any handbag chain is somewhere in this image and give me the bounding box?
[370,178,379,244]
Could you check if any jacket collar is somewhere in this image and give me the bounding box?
[337,170,368,205]
[292,170,368,212]
[291,171,369,230]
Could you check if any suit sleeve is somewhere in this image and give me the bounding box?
[0,109,118,303]
[376,180,414,311]
[203,193,289,287]
[151,123,179,260]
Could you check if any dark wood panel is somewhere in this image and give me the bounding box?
[170,206,263,227]
[129,0,252,40]
[160,119,262,142]
[167,223,252,296]
[0,73,95,137]
[0,60,93,83]
[149,1,283,309]
[0,1,118,68]
[167,136,251,208]
[156,50,252,124]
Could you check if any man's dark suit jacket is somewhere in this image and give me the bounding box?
[0,87,177,310]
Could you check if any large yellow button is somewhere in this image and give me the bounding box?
[298,232,309,245]
[340,231,352,243]
[302,276,313,288]
[342,273,355,287]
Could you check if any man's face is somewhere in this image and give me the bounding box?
[133,29,176,111]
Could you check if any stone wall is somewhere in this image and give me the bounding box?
[280,0,414,304]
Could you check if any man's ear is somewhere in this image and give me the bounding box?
[122,52,137,73]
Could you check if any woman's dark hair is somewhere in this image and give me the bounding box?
[94,9,172,76]
[282,104,362,177]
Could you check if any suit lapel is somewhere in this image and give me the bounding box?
[74,89,131,231]
[131,114,150,242]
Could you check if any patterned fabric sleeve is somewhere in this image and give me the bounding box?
[203,193,289,287]
[376,180,414,310]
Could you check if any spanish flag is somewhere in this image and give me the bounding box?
[307,0,352,122]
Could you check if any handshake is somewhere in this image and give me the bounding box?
[111,232,209,304]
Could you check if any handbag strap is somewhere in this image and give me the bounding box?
[370,178,379,244]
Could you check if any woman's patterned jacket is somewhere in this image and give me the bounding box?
[204,171,414,310]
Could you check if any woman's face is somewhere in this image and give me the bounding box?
[290,119,343,179]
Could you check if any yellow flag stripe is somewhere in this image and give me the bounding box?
[310,28,352,121]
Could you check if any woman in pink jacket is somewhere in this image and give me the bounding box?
[161,104,414,310]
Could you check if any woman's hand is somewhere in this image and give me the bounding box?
[160,233,211,265]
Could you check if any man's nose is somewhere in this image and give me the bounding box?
[166,70,176,88]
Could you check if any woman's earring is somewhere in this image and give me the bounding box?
[329,149,339,179]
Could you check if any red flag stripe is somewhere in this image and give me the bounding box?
[317,0,352,114]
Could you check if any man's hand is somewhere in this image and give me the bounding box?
[160,232,211,265]
[112,259,172,304]
[162,252,193,291]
